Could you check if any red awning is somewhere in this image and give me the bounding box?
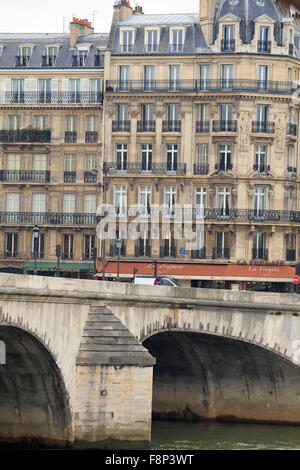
[97,261,295,282]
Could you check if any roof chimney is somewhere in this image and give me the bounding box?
[108,0,134,50]
[70,17,94,47]
[133,5,144,15]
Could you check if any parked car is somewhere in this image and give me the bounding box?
[134,276,180,287]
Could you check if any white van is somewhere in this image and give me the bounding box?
[134,276,180,287]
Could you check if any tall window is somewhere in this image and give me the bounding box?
[63,234,74,260]
[166,144,178,172]
[215,232,230,259]
[170,29,184,52]
[86,115,98,141]
[254,187,266,218]
[253,232,267,259]
[16,47,32,66]
[144,65,155,91]
[199,65,210,90]
[121,30,134,52]
[84,234,95,260]
[141,104,154,131]
[138,186,152,217]
[256,105,268,132]
[218,144,232,171]
[216,187,230,217]
[259,26,270,52]
[84,194,97,214]
[169,65,180,91]
[33,154,47,171]
[119,66,130,91]
[64,154,76,172]
[258,65,269,90]
[63,194,75,213]
[5,233,18,258]
[85,154,97,172]
[146,30,158,52]
[69,79,80,102]
[38,79,51,103]
[222,25,235,51]
[90,79,102,102]
[164,186,177,218]
[141,144,152,171]
[255,146,267,171]
[9,115,21,130]
[116,144,127,172]
[12,79,24,103]
[117,104,129,124]
[221,64,233,89]
[219,104,233,130]
[34,115,48,130]
[196,144,209,175]
[66,115,77,132]
[6,193,19,212]
[166,104,179,130]
[44,46,58,66]
[7,153,20,172]
[32,193,46,223]
[114,185,127,217]
[195,187,207,218]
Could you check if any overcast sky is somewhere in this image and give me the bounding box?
[0,0,199,33]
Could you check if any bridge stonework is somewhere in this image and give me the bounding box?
[0,274,300,447]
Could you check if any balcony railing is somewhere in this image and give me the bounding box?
[252,122,275,134]
[286,249,296,261]
[84,171,97,183]
[196,121,210,133]
[252,248,268,260]
[0,170,50,183]
[258,40,271,53]
[107,79,299,96]
[0,91,103,104]
[183,208,300,224]
[0,212,97,225]
[212,120,237,132]
[85,131,98,143]
[287,123,297,136]
[109,244,126,257]
[194,164,209,175]
[137,121,155,132]
[0,129,51,143]
[253,164,270,173]
[213,248,230,259]
[221,39,235,52]
[15,55,31,67]
[191,248,206,259]
[64,171,76,183]
[162,121,181,132]
[103,161,186,175]
[65,131,77,143]
[160,246,177,258]
[215,162,232,172]
[135,245,151,257]
[112,120,130,132]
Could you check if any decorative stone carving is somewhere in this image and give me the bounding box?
[239,113,250,152]
[275,116,286,153]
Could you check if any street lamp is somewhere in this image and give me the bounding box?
[32,225,40,276]
[116,238,122,282]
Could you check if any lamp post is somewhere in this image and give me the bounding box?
[116,238,122,282]
[32,225,40,276]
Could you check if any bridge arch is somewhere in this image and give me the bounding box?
[143,329,300,425]
[0,325,72,448]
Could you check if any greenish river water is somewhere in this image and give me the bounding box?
[151,421,300,450]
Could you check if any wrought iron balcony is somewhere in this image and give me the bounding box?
[0,170,50,183]
[84,171,97,183]
[112,120,131,132]
[103,161,186,175]
[184,208,300,224]
[194,164,209,175]
[215,162,233,172]
[252,122,275,134]
[135,245,151,257]
[286,249,296,261]
[106,79,300,96]
[287,123,297,136]
[0,212,97,225]
[191,248,206,259]
[1,91,103,104]
[0,129,51,143]
[85,131,98,143]
[212,120,237,132]
[253,164,270,173]
[137,121,155,132]
[252,248,268,260]
[160,246,177,258]
[221,39,235,52]
[65,131,77,143]
[64,171,76,183]
[162,121,181,132]
[213,248,230,259]
[258,40,271,53]
[41,55,57,67]
[15,55,31,67]
[196,121,210,133]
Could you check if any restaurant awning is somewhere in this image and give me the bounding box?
[23,262,94,273]
[97,261,295,283]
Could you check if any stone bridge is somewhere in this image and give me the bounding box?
[1,273,300,449]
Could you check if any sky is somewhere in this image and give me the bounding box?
[0,0,199,34]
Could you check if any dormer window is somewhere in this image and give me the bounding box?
[258,26,271,53]
[73,47,89,66]
[170,29,185,52]
[94,50,104,66]
[120,30,135,53]
[222,25,235,52]
[145,30,159,53]
[16,46,33,67]
[42,46,59,66]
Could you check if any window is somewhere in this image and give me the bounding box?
[69,79,81,102]
[6,193,19,212]
[255,146,267,172]
[119,66,130,91]
[164,186,177,218]
[137,231,150,257]
[75,49,88,66]
[258,27,270,52]
[221,64,233,89]
[84,234,95,260]
[117,104,129,126]
[195,144,209,175]
[222,25,235,51]
[141,104,154,130]
[166,144,178,172]
[84,194,96,214]
[138,186,152,217]
[169,65,180,91]
[219,104,233,131]
[258,66,269,90]
[254,187,266,218]
[38,79,51,103]
[170,29,184,52]
[216,187,230,217]
[90,79,102,102]
[195,187,207,218]
[121,30,134,52]
[16,46,32,66]
[114,185,127,217]
[199,65,210,90]
[34,115,48,130]
[166,104,179,131]
[63,194,75,213]
[32,193,46,213]
[161,231,176,258]
[141,144,152,171]
[64,154,76,172]
[8,115,21,130]
[144,65,155,91]
[12,79,24,103]
[5,233,18,258]
[66,116,77,132]
[286,234,296,261]
[7,153,20,171]
[287,145,294,172]
[218,144,232,171]
[63,234,74,260]
[253,232,267,260]
[256,105,268,132]
[214,232,230,259]
[33,154,47,171]
[43,46,58,66]
[116,144,127,172]
[86,115,98,142]
[198,104,209,122]
[85,154,97,172]
[145,30,158,52]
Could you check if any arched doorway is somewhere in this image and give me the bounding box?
[0,326,71,448]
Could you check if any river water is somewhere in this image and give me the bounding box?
[151,421,300,450]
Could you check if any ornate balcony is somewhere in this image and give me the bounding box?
[196,121,210,133]
[252,122,275,134]
[215,162,233,172]
[1,91,103,104]
[212,120,237,132]
[137,121,155,132]
[0,129,51,143]
[0,170,50,183]
[84,171,97,183]
[103,161,186,175]
[112,120,130,132]
[252,248,268,260]
[85,131,98,143]
[194,164,209,175]
[0,212,97,225]
[64,171,76,183]
[65,131,77,143]
[253,164,270,173]
[162,121,181,132]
